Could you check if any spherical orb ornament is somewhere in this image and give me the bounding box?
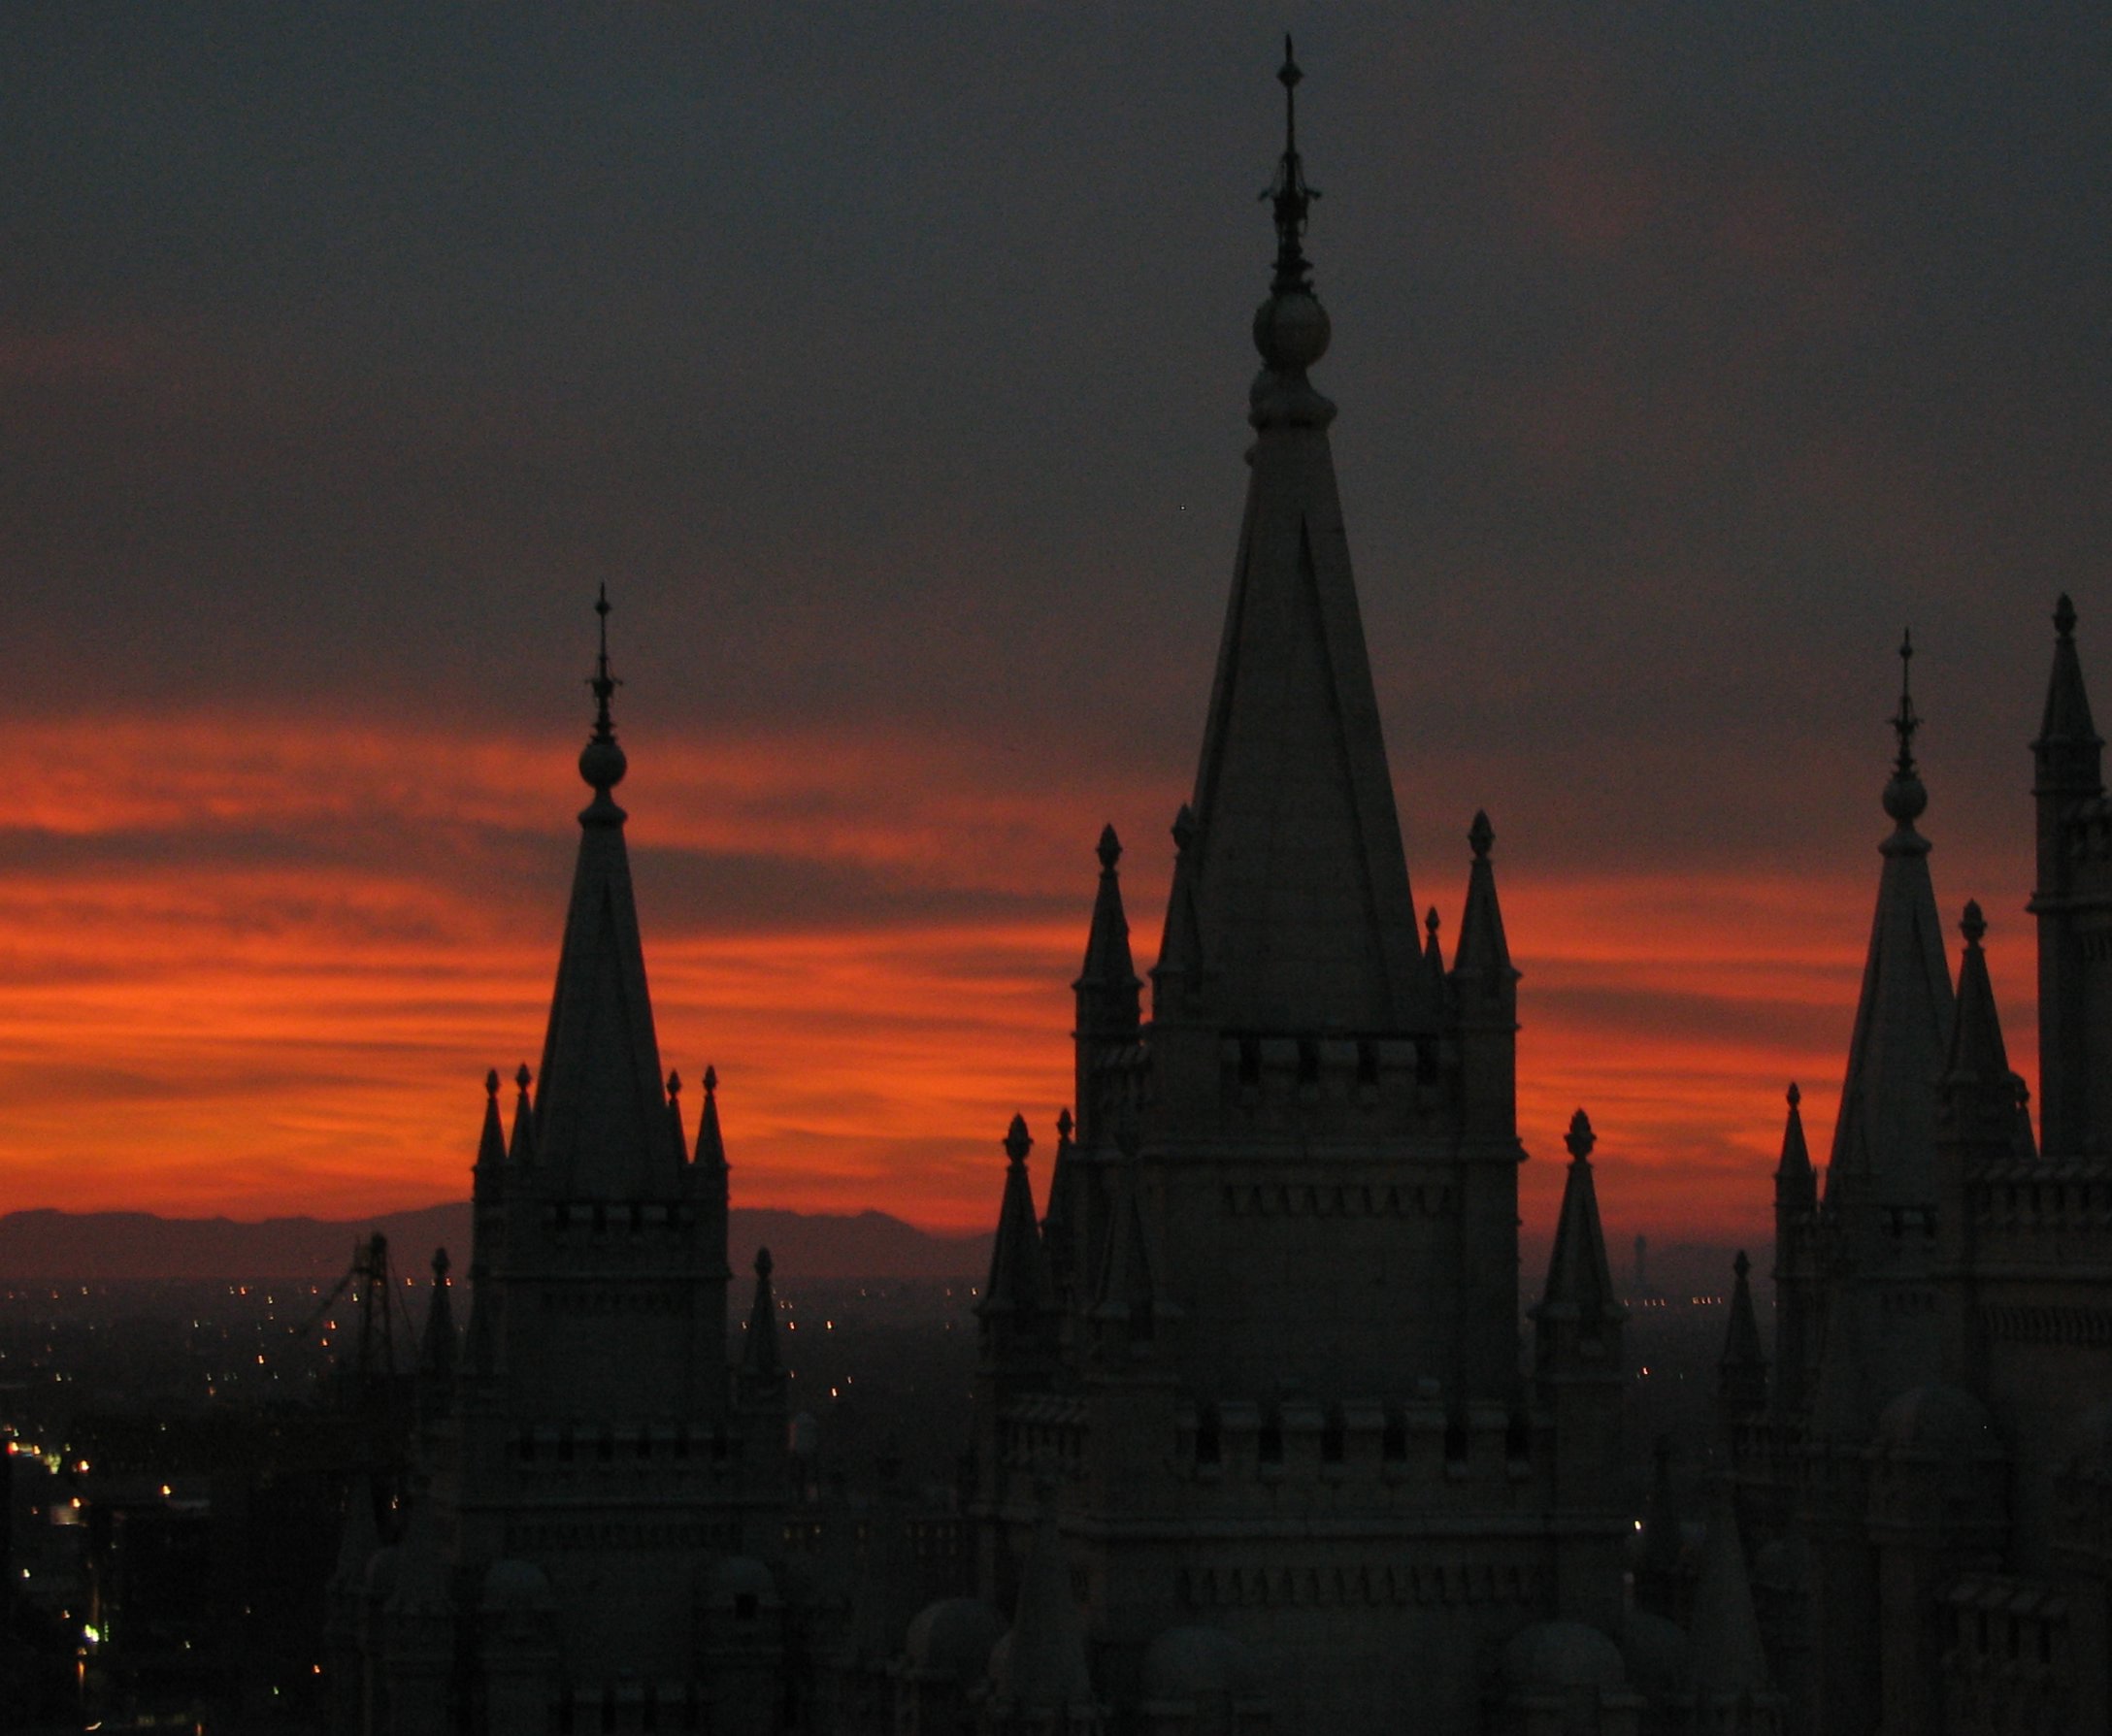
[579,734,628,791]
[1252,290,1330,373]
[1882,768,1926,825]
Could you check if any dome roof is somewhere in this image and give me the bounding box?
[1874,1384,1998,1457]
[1618,1611,1691,1696]
[1752,1534,1813,1594]
[703,1555,777,1605]
[1140,1624,1260,1702]
[362,1544,400,1598]
[1502,1620,1626,1692]
[904,1597,1005,1681]
[481,1558,554,1613]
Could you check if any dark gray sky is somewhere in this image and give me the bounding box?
[2,4,2105,1227]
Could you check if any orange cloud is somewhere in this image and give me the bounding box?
[0,713,2039,1251]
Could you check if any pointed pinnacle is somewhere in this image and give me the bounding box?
[1962,899,1987,945]
[2057,593,2078,639]
[1469,810,1494,859]
[666,1068,681,1099]
[484,1067,500,1098]
[1056,1105,1074,1143]
[1566,1108,1596,1162]
[1425,905,1441,939]
[1004,1112,1033,1164]
[432,1246,450,1281]
[1733,1249,1750,1280]
[514,1063,532,1096]
[1787,1080,1800,1108]
[704,1064,718,1096]
[754,1245,773,1279]
[1097,823,1122,870]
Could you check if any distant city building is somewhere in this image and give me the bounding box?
[1722,610,2112,1733]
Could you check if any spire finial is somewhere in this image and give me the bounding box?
[2057,593,2078,639]
[1097,823,1121,871]
[1468,809,1494,860]
[704,1064,717,1097]
[514,1062,532,1097]
[1251,40,1331,378]
[1265,36,1316,297]
[666,1068,680,1100]
[1004,1112,1033,1165]
[578,586,628,795]
[484,1067,500,1098]
[1565,1107,1596,1162]
[1786,1080,1800,1109]
[1881,629,1928,827]
[1961,898,1987,946]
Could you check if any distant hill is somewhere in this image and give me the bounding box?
[0,1205,991,1284]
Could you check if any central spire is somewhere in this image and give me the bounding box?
[532,590,680,1196]
[1161,49,1425,1034]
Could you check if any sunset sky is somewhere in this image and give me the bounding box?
[3,6,2106,1245]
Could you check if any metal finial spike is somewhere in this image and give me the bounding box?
[587,587,622,743]
[1262,40,1318,298]
[1890,628,1921,776]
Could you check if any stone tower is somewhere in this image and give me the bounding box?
[971,47,1632,1736]
[340,594,789,1735]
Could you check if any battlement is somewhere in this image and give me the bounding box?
[1211,1032,1459,1132]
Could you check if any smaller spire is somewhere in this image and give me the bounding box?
[665,1067,686,1160]
[1534,1110,1624,1349]
[507,1064,536,1164]
[1074,826,1142,1032]
[740,1247,781,1384]
[1718,1250,1767,1423]
[1774,1081,1814,1196]
[1945,900,2011,1085]
[1419,903,1453,1000]
[1453,811,1514,993]
[1687,1478,1773,1703]
[416,1246,457,1414]
[986,1476,1097,1720]
[476,1069,506,1170]
[2035,592,2102,782]
[694,1064,728,1175]
[982,1115,1054,1330]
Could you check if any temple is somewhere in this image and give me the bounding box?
[1722,602,2112,1734]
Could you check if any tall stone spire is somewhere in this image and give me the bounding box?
[1826,633,1954,1211]
[531,589,680,1197]
[1164,41,1426,1034]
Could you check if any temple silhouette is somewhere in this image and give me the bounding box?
[325,46,2112,1736]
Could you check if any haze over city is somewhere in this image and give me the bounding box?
[3,4,2106,1243]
